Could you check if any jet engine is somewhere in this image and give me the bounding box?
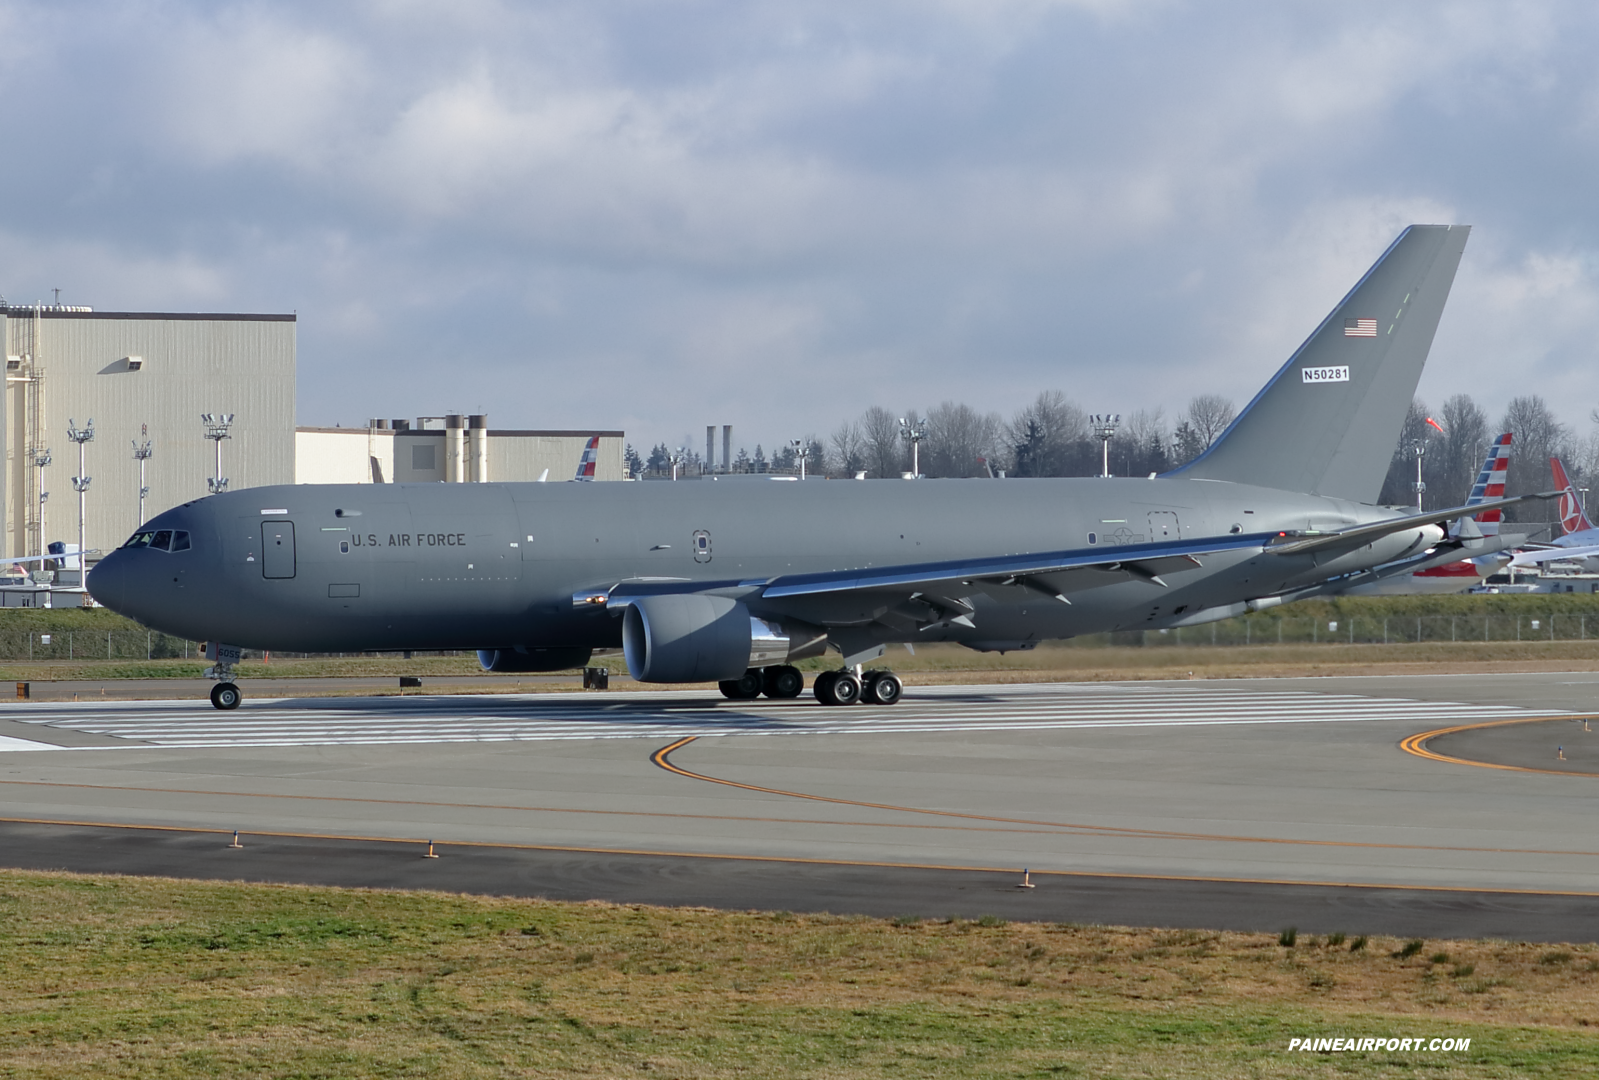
[477,646,593,673]
[622,594,814,683]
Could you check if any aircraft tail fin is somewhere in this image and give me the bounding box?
[1467,433,1512,536]
[1170,224,1470,503]
[573,436,600,482]
[1552,456,1595,535]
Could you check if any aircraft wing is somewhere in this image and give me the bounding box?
[1509,544,1599,567]
[595,532,1276,629]
[1262,492,1558,556]
[593,493,1559,634]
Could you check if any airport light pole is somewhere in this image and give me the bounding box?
[1411,440,1427,511]
[30,446,50,557]
[67,418,93,585]
[791,439,810,480]
[202,413,234,495]
[1091,414,1120,478]
[898,416,925,478]
[668,447,684,481]
[132,425,153,525]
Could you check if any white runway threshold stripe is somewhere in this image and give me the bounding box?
[6,682,1558,749]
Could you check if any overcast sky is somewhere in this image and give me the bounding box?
[3,0,1598,453]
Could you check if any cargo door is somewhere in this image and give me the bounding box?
[261,521,296,578]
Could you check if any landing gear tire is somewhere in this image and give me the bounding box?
[818,670,862,707]
[718,669,764,700]
[861,670,902,705]
[210,682,242,710]
[762,665,804,699]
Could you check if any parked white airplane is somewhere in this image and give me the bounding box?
[1509,457,1599,571]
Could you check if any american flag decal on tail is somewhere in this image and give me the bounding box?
[573,436,600,481]
[1468,433,1512,534]
[1344,317,1377,337]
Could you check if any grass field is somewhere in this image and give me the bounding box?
[2,870,1598,1078]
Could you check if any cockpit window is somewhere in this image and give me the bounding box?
[119,529,190,552]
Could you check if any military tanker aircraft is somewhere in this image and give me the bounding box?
[88,224,1550,709]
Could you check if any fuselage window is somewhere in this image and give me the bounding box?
[1087,532,1098,545]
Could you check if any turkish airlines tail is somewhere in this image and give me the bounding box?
[1551,457,1595,535]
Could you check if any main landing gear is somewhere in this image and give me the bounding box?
[719,665,805,701]
[718,665,904,706]
[210,682,242,710]
[813,668,902,707]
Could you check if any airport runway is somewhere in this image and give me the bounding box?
[1,673,1597,939]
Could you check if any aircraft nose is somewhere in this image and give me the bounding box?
[86,551,128,612]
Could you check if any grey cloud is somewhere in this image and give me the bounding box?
[3,1,1599,454]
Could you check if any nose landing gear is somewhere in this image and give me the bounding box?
[204,642,244,710]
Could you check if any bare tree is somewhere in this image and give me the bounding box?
[1118,408,1170,477]
[859,406,903,479]
[1500,395,1569,525]
[1006,391,1089,476]
[1435,393,1489,506]
[1186,394,1236,448]
[828,420,865,477]
[923,401,1001,478]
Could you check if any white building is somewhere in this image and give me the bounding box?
[295,418,626,485]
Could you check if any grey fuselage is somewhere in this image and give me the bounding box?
[88,477,1434,654]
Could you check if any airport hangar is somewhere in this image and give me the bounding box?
[0,301,624,587]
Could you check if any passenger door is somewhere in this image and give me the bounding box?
[261,521,296,579]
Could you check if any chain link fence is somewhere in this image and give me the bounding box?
[0,632,475,662]
[1081,613,1599,649]
[0,614,1594,661]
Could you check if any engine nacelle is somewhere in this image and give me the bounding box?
[477,646,593,673]
[624,594,805,683]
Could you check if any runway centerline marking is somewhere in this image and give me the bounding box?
[649,736,1599,858]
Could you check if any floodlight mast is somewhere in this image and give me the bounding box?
[67,418,94,585]
[1411,440,1427,511]
[202,413,234,495]
[1091,414,1121,478]
[898,416,926,478]
[668,447,684,482]
[132,425,154,525]
[791,439,810,480]
[30,446,50,558]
